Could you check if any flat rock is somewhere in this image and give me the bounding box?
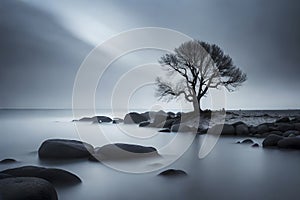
[158,169,187,177]
[38,139,94,159]
[0,177,58,200]
[92,143,159,160]
[262,134,284,147]
[1,166,81,186]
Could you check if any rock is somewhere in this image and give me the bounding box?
[257,124,269,134]
[0,158,17,164]
[268,131,283,136]
[240,139,254,144]
[170,124,196,132]
[124,112,148,124]
[262,134,284,147]
[275,123,295,132]
[38,139,94,159]
[277,137,300,149]
[0,173,12,179]
[139,121,151,127]
[74,116,112,123]
[92,143,159,160]
[294,123,300,131]
[97,116,112,123]
[252,143,259,147]
[209,124,236,135]
[112,118,124,124]
[158,169,187,177]
[158,129,171,133]
[276,117,290,123]
[0,177,58,200]
[1,166,81,186]
[235,124,249,135]
[283,130,300,137]
[249,126,257,134]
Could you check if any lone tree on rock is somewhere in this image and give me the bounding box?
[155,40,247,113]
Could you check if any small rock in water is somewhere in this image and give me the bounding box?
[252,143,260,147]
[158,169,187,177]
[0,158,17,164]
[277,137,300,149]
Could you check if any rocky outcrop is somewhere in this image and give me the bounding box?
[0,158,17,164]
[38,139,94,159]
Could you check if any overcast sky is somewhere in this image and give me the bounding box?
[0,0,300,110]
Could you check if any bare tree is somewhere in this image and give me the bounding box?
[155,40,247,113]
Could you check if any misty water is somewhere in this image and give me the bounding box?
[1,109,300,200]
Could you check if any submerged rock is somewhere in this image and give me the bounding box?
[158,169,187,177]
[0,166,81,186]
[0,158,17,164]
[38,139,94,159]
[262,134,284,147]
[0,177,58,200]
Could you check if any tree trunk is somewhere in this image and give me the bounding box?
[192,99,201,114]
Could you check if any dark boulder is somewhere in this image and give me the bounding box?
[209,124,235,135]
[257,124,269,134]
[1,166,81,186]
[124,112,148,124]
[252,143,260,147]
[294,123,300,131]
[277,137,300,149]
[0,177,58,200]
[275,123,295,132]
[235,124,249,136]
[262,134,284,147]
[38,139,94,159]
[158,169,187,177]
[96,116,112,123]
[74,116,112,123]
[92,143,159,160]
